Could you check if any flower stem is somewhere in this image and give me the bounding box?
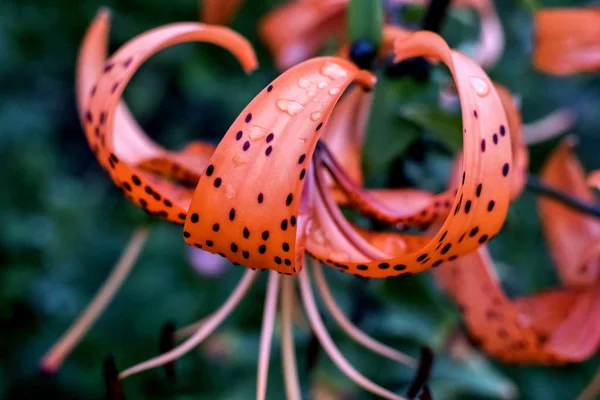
[526,175,600,219]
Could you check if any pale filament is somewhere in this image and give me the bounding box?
[298,267,408,400]
[523,108,576,145]
[119,269,259,379]
[257,271,280,400]
[281,275,301,400]
[311,259,417,368]
[40,227,149,373]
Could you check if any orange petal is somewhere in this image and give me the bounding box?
[259,2,346,70]
[494,83,528,199]
[80,16,257,223]
[435,247,600,363]
[319,145,455,227]
[305,31,511,277]
[183,57,376,274]
[538,137,600,286]
[201,0,244,25]
[533,8,600,75]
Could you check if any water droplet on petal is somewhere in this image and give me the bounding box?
[310,112,323,121]
[298,135,308,143]
[298,77,311,88]
[321,62,348,79]
[312,98,319,102]
[469,77,489,97]
[232,154,248,167]
[276,99,305,116]
[328,88,340,95]
[312,228,326,244]
[307,91,316,97]
[317,82,328,89]
[249,125,267,141]
[225,184,236,199]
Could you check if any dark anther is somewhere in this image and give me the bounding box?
[103,355,125,400]
[386,57,430,81]
[407,346,435,399]
[159,321,176,381]
[349,38,378,70]
[306,332,321,372]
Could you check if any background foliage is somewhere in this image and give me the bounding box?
[1,0,599,399]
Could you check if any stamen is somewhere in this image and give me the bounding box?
[103,355,125,400]
[407,347,434,399]
[119,269,259,379]
[298,267,408,400]
[175,315,210,339]
[257,271,280,400]
[311,259,416,367]
[281,275,301,400]
[159,321,176,381]
[40,227,149,373]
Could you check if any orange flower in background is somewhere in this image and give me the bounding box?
[533,7,600,76]
[435,138,600,364]
[201,0,244,25]
[259,0,504,70]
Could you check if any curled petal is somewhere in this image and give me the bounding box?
[183,57,376,274]
[495,83,528,199]
[308,31,511,277]
[533,8,600,75]
[435,247,600,363]
[80,16,257,223]
[538,137,600,286]
[259,2,346,70]
[201,0,244,25]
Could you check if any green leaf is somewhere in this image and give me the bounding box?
[347,0,384,46]
[399,104,463,150]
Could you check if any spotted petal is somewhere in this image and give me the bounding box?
[538,137,600,286]
[79,15,257,223]
[306,31,511,277]
[533,7,600,75]
[434,247,600,363]
[183,57,375,274]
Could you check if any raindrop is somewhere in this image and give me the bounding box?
[298,77,312,88]
[317,82,328,89]
[328,88,340,95]
[320,62,348,79]
[249,125,267,141]
[232,154,248,167]
[276,99,304,116]
[310,111,323,121]
[469,77,489,97]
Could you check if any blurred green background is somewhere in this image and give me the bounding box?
[1,0,600,399]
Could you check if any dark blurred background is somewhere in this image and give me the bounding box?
[1,0,599,399]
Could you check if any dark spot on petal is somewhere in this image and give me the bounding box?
[229,208,236,221]
[393,264,406,271]
[231,243,238,253]
[190,213,199,223]
[212,223,220,232]
[476,184,482,197]
[378,263,390,269]
[243,227,250,239]
[236,131,243,141]
[274,256,282,265]
[206,165,214,176]
[258,193,264,203]
[286,193,293,206]
[262,231,269,240]
[469,227,479,237]
[281,219,288,231]
[243,141,250,151]
[267,85,273,92]
[417,254,428,262]
[265,146,272,156]
[214,178,222,188]
[245,113,252,123]
[266,133,274,143]
[316,123,323,131]
[488,201,495,212]
[298,154,306,164]
[481,139,486,152]
[502,163,510,176]
[479,234,489,243]
[259,245,267,254]
[183,231,191,238]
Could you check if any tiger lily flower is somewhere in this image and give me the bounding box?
[259,0,504,70]
[533,7,600,76]
[434,137,600,364]
[43,6,516,398]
